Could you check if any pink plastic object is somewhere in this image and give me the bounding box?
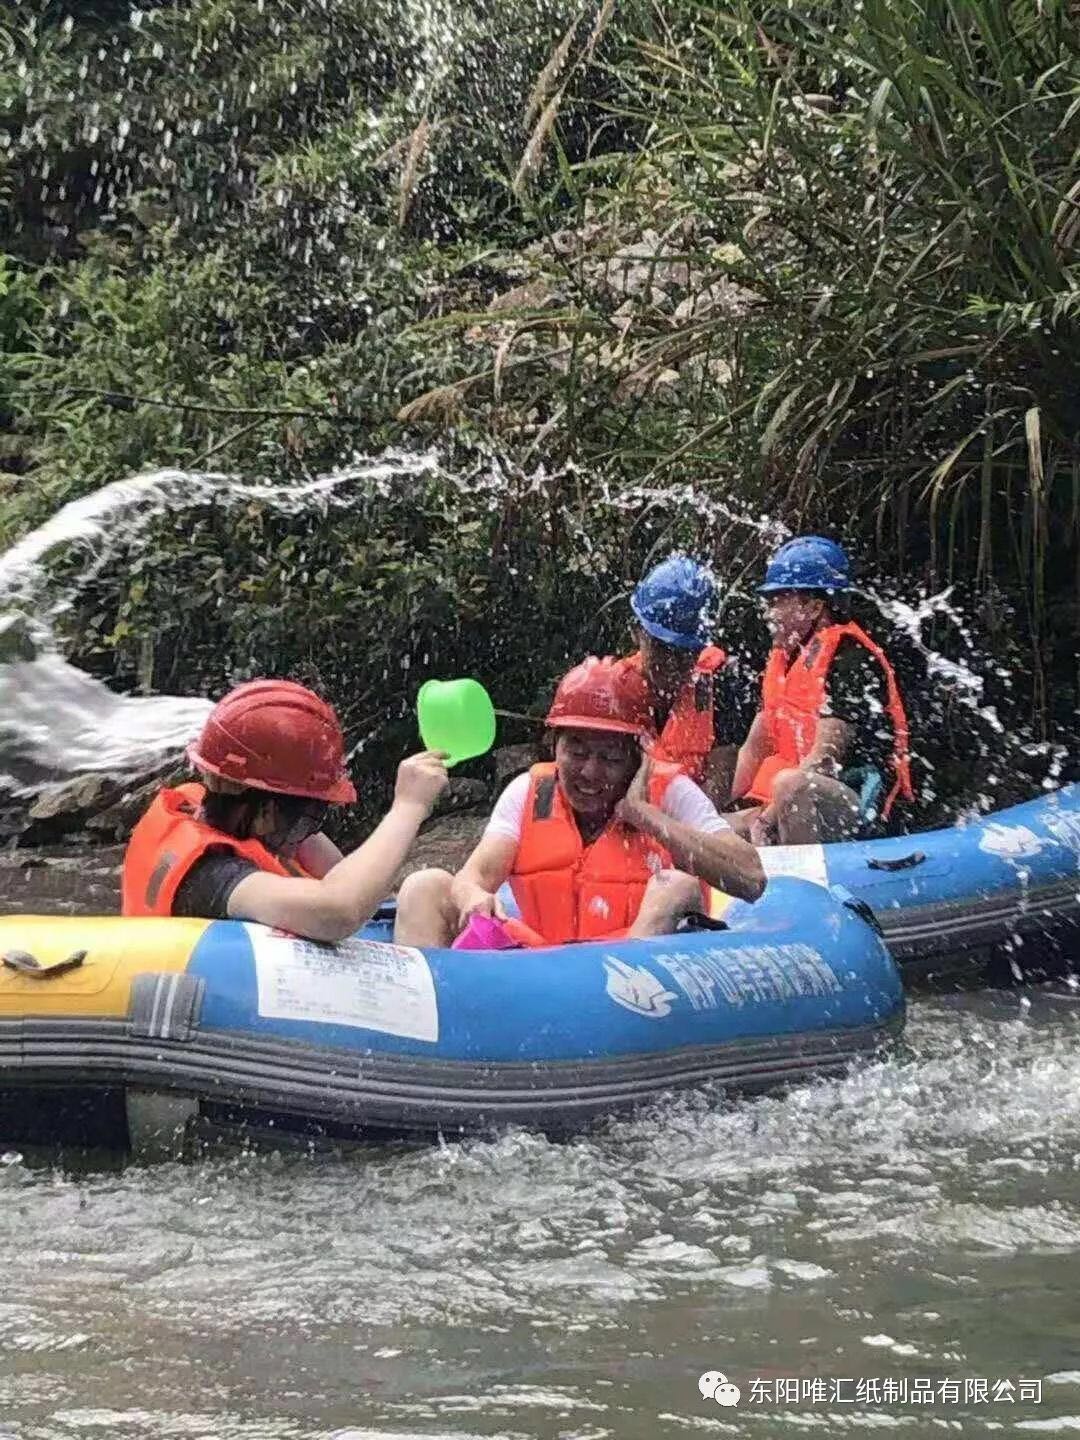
[451,914,520,951]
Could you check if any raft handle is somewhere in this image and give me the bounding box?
[866,851,926,873]
[840,897,884,938]
[676,913,730,934]
[2,948,87,978]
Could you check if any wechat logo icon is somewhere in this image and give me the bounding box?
[699,1371,741,1407]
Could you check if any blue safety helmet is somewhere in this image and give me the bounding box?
[758,535,851,594]
[630,554,717,651]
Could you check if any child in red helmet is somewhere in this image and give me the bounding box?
[393,657,764,949]
[122,679,448,942]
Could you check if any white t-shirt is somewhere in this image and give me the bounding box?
[484,771,731,845]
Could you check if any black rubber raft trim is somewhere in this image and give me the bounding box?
[879,877,1080,969]
[0,1014,903,1132]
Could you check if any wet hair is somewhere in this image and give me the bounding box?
[199,785,326,842]
[199,785,263,840]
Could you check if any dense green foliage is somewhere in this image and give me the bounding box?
[1,0,1077,807]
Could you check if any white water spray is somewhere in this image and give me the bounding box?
[0,454,439,614]
[0,452,439,800]
[0,449,1025,815]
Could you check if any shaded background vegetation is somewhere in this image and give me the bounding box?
[0,0,1077,817]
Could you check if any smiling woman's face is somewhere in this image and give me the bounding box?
[554,729,640,820]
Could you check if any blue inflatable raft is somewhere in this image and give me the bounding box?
[0,877,902,1145]
[754,783,1080,983]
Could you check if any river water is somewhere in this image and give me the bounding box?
[1,845,1079,1439]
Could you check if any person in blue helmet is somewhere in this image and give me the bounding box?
[616,555,752,808]
[727,536,915,845]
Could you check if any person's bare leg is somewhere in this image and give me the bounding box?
[629,869,704,939]
[770,769,861,845]
[393,867,457,947]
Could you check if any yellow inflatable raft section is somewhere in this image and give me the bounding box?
[0,916,210,1019]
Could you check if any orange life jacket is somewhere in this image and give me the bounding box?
[748,622,914,818]
[619,645,726,781]
[509,761,681,945]
[121,782,313,918]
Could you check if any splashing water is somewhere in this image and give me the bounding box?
[0,449,793,803]
[0,454,441,617]
[0,643,212,796]
[0,992,1078,1435]
[0,448,1041,811]
[0,452,439,797]
[878,589,998,716]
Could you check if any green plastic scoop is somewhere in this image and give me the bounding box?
[417,678,497,768]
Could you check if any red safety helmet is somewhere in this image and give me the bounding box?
[545,657,654,737]
[188,679,357,804]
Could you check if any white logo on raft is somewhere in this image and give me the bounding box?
[977,822,1044,859]
[658,942,841,1010]
[603,957,678,1018]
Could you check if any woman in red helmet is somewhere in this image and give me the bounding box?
[393,658,764,949]
[122,679,448,942]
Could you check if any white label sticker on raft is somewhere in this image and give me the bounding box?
[759,844,829,888]
[248,928,438,1043]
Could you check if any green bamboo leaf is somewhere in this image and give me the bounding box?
[868,77,895,127]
